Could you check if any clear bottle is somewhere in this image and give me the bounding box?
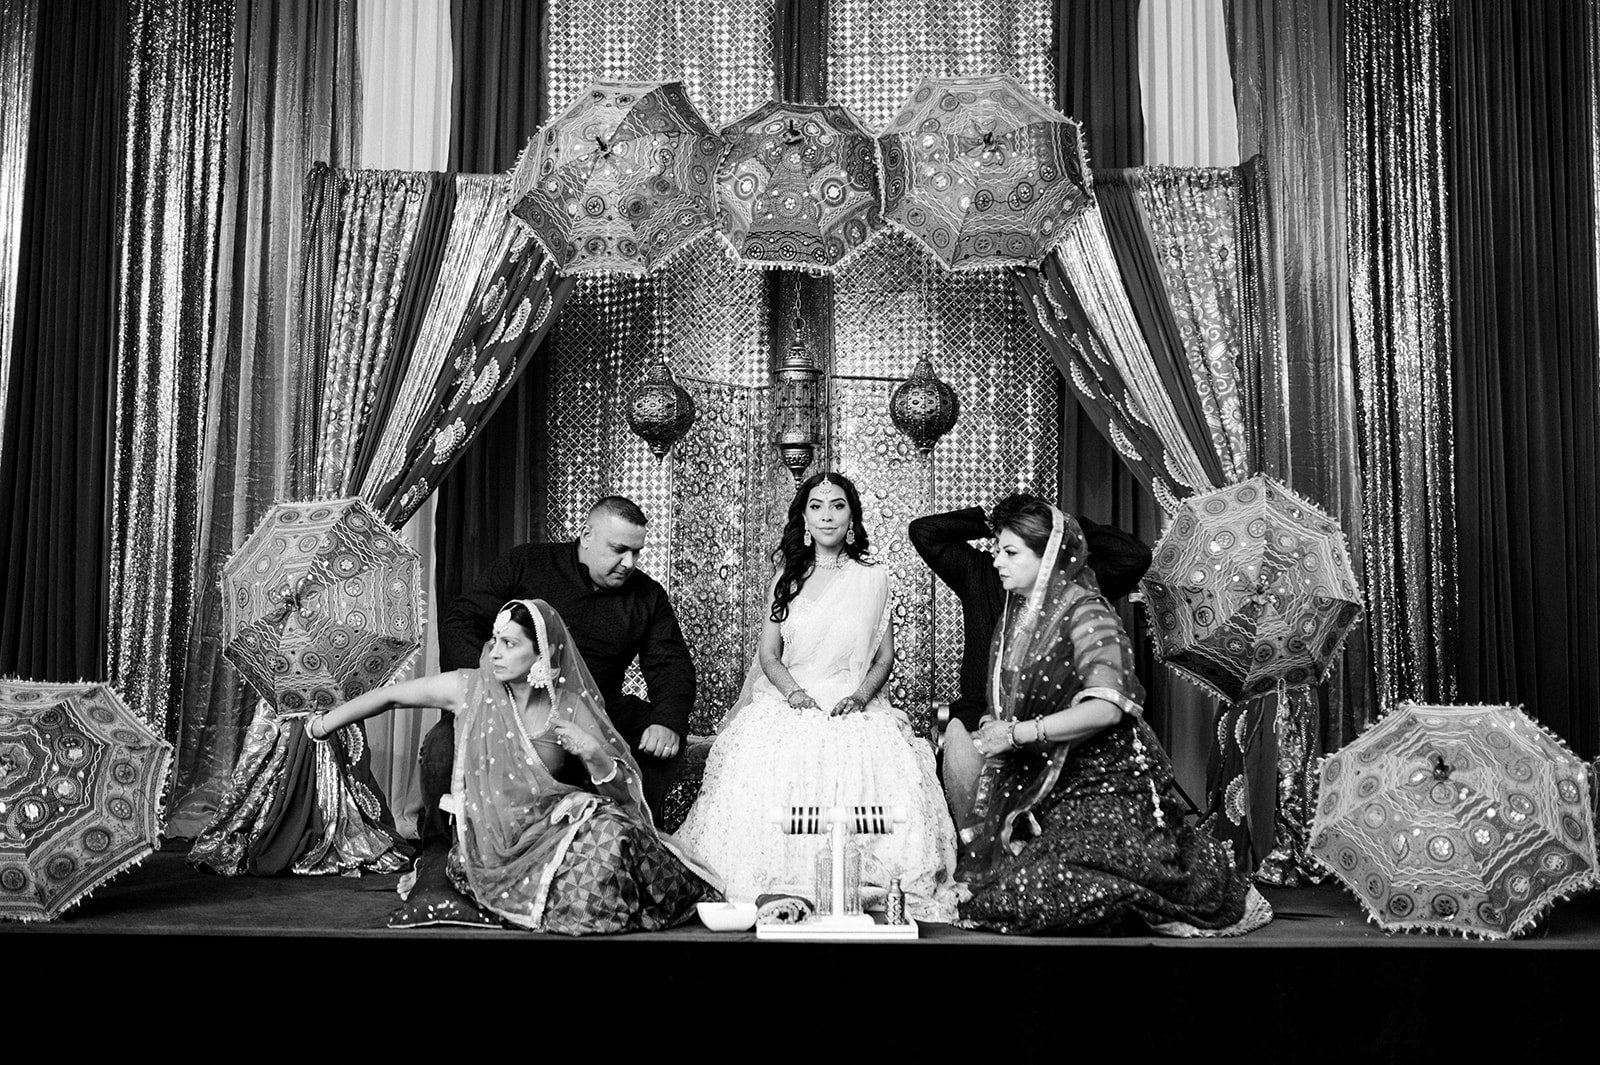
[885,876,906,925]
[814,828,864,916]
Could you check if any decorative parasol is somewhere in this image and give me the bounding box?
[715,100,883,272]
[1141,475,1363,703]
[221,497,423,714]
[509,80,725,276]
[876,73,1092,271]
[1310,703,1599,938]
[0,681,172,921]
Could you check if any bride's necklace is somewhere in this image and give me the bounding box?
[813,552,850,570]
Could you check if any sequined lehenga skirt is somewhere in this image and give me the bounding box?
[959,719,1272,936]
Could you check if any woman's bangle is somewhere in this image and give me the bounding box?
[1008,721,1021,749]
[306,714,325,741]
[590,758,622,786]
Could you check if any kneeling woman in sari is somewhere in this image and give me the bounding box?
[304,598,718,934]
[943,496,1271,937]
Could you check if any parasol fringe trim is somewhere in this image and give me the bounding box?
[708,223,891,277]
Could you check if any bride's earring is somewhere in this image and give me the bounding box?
[845,524,855,546]
[803,528,813,548]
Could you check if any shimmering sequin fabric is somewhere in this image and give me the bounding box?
[959,509,1265,935]
[960,716,1256,934]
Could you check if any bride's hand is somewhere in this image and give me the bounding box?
[786,689,820,711]
[829,695,866,717]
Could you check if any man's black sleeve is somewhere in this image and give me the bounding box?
[637,592,696,738]
[908,506,992,596]
[1078,516,1153,602]
[440,548,526,671]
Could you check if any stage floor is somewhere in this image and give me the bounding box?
[7,848,1598,1055]
[7,848,1599,948]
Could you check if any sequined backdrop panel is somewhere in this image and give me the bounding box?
[827,0,1052,129]
[831,234,1059,724]
[545,0,776,722]
[824,1,1057,723]
[108,0,232,734]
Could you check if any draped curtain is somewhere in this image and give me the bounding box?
[434,0,551,634]
[0,0,124,683]
[352,0,453,835]
[170,0,360,837]
[1138,0,1239,167]
[1450,0,1600,756]
[1227,0,1376,878]
[1345,0,1456,709]
[108,0,232,737]
[1131,167,1250,482]
[0,0,36,448]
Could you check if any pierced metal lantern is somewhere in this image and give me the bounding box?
[890,352,959,453]
[626,358,697,459]
[772,313,823,485]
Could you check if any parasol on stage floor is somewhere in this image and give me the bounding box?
[715,99,883,271]
[0,681,172,921]
[509,80,725,276]
[221,497,423,715]
[876,73,1092,271]
[1141,475,1363,704]
[1310,703,1599,938]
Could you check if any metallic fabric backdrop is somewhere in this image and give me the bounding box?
[543,0,1061,736]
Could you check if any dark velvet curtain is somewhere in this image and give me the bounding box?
[435,0,549,620]
[1055,0,1144,168]
[1450,0,1600,757]
[0,0,123,680]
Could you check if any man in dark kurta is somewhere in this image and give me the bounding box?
[419,496,694,838]
[909,505,1152,733]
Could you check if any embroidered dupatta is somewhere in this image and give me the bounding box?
[966,507,1147,875]
[450,599,716,928]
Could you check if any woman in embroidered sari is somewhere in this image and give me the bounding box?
[943,494,1271,936]
[677,472,958,920]
[295,598,717,934]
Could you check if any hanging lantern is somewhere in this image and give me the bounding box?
[889,351,959,453]
[772,312,823,485]
[626,358,697,459]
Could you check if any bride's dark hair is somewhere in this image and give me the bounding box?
[770,471,872,623]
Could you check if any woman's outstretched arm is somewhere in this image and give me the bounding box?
[308,672,465,739]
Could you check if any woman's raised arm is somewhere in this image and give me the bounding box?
[308,671,465,739]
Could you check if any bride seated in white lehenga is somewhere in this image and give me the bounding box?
[678,473,958,921]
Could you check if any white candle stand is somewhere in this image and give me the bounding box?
[755,804,920,941]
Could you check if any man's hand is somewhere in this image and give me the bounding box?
[637,724,681,760]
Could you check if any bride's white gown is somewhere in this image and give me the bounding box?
[678,560,958,921]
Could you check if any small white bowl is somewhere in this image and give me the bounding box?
[697,901,759,932]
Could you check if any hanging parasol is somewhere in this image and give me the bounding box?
[221,497,423,714]
[715,99,884,272]
[1310,702,1599,938]
[0,681,172,921]
[876,73,1093,271]
[509,80,725,276]
[1141,475,1363,703]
